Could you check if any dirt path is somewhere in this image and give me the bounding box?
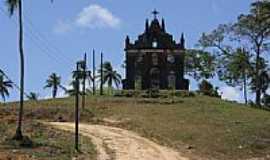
[48,122,189,160]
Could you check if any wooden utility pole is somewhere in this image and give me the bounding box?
[100,52,104,96]
[92,49,96,95]
[75,62,80,151]
[82,53,87,110]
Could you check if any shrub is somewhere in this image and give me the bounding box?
[114,90,196,98]
[198,80,220,98]
[262,94,270,108]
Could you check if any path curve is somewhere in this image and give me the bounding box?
[48,122,188,160]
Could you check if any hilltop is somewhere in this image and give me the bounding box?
[0,95,270,160]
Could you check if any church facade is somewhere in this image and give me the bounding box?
[123,11,189,90]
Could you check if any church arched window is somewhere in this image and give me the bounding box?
[167,54,175,64]
[152,53,158,66]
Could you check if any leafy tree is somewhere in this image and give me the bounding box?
[249,58,270,96]
[98,62,121,94]
[262,94,270,108]
[27,92,39,101]
[198,80,220,97]
[44,73,66,99]
[232,1,270,106]
[218,48,253,104]
[0,74,13,103]
[185,49,216,80]
[198,1,270,105]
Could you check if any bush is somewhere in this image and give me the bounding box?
[198,80,220,98]
[262,94,270,108]
[114,90,195,98]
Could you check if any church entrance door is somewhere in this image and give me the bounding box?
[150,68,160,90]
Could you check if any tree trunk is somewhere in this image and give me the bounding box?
[243,72,248,105]
[14,0,24,141]
[53,85,57,98]
[255,47,261,106]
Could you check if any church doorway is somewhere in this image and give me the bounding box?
[150,68,160,89]
[168,71,176,89]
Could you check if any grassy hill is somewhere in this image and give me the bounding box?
[1,95,270,160]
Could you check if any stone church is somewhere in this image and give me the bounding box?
[123,10,189,90]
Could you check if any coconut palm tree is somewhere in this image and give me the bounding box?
[5,0,25,140]
[0,75,13,103]
[98,62,121,94]
[44,73,66,99]
[6,0,54,141]
[66,80,80,96]
[27,92,39,101]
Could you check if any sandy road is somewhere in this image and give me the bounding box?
[48,122,189,160]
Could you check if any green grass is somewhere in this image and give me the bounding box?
[0,112,97,160]
[1,95,270,159]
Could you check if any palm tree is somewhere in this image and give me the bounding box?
[0,75,13,103]
[44,73,66,99]
[98,62,121,94]
[6,0,54,141]
[66,80,81,96]
[27,92,39,101]
[72,66,92,108]
[5,0,25,140]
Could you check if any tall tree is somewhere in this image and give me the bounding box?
[71,60,92,109]
[0,74,13,103]
[231,0,270,105]
[98,62,121,94]
[44,73,66,99]
[185,49,216,81]
[5,0,25,140]
[198,0,270,105]
[218,48,253,104]
[6,0,54,140]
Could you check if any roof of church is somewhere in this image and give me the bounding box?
[125,12,185,50]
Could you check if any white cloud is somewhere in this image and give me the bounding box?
[220,86,241,101]
[53,20,73,34]
[76,4,121,29]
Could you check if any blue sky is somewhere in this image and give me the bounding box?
[0,0,256,102]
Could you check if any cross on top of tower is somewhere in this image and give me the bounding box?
[152,9,159,19]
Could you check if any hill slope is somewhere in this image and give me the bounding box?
[1,95,270,160]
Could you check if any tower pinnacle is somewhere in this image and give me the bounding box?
[152,9,159,19]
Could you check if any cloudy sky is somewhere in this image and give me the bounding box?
[0,0,256,101]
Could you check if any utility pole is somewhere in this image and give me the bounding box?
[92,49,96,95]
[100,52,104,96]
[75,62,80,151]
[82,53,87,110]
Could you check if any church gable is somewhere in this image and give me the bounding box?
[123,10,189,91]
[125,17,184,50]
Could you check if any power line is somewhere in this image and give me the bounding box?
[0,7,74,67]
[23,9,74,65]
